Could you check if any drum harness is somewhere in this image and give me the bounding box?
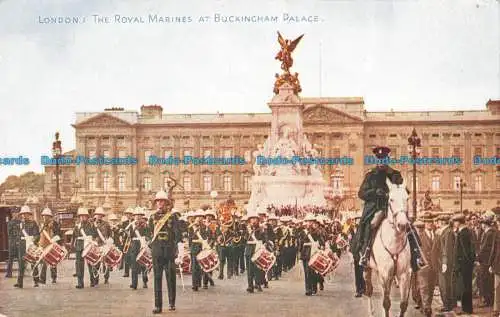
[79,224,101,280]
[21,223,44,278]
[249,227,273,283]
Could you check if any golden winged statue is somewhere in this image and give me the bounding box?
[275,31,304,72]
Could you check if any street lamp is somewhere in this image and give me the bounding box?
[407,128,421,222]
[460,178,467,213]
[210,190,218,209]
[52,132,62,200]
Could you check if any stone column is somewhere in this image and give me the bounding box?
[464,132,472,184]
[234,134,241,190]
[485,132,495,189]
[194,135,201,190]
[442,133,451,190]
[214,134,221,189]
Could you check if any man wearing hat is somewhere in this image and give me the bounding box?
[452,212,475,315]
[38,207,62,284]
[5,208,21,278]
[129,207,150,290]
[188,209,205,291]
[149,190,184,313]
[477,211,497,308]
[231,211,246,276]
[244,211,265,293]
[298,214,324,296]
[93,207,112,285]
[119,207,134,276]
[416,213,437,317]
[354,146,423,271]
[14,205,40,288]
[72,207,98,289]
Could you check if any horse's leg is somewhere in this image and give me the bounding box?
[397,270,411,317]
[380,269,394,317]
[364,267,375,317]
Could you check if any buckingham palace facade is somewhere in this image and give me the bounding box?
[44,98,500,214]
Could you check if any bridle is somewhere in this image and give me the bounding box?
[380,187,409,261]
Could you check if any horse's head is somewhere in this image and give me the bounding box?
[386,178,409,233]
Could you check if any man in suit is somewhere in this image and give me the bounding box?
[478,211,497,307]
[469,213,483,297]
[453,213,476,315]
[5,209,20,278]
[417,213,438,317]
[434,214,456,314]
[149,190,184,313]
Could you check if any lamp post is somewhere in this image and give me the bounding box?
[210,190,218,209]
[407,128,421,222]
[460,178,466,213]
[52,132,62,201]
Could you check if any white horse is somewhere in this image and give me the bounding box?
[364,178,412,317]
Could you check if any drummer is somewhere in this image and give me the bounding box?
[244,211,266,293]
[14,205,40,289]
[129,207,150,290]
[202,210,216,288]
[298,214,324,296]
[38,207,61,284]
[94,207,112,285]
[188,209,206,291]
[149,190,184,314]
[72,207,98,289]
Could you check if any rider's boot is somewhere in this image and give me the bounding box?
[359,226,372,267]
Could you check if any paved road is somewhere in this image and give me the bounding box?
[0,254,449,317]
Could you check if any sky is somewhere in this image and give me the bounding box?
[0,0,498,184]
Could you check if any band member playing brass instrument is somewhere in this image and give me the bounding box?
[119,208,134,276]
[38,207,61,284]
[14,205,40,288]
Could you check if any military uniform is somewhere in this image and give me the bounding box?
[231,221,246,275]
[149,206,183,313]
[39,218,62,284]
[14,211,40,288]
[245,222,265,293]
[298,220,324,296]
[188,223,205,290]
[5,214,21,278]
[119,209,134,275]
[73,215,98,288]
[129,218,150,289]
[217,226,233,279]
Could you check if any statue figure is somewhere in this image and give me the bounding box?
[423,190,433,210]
[163,173,179,199]
[275,32,304,72]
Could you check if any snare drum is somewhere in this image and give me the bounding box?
[180,253,191,274]
[41,243,68,267]
[82,242,101,267]
[308,251,333,276]
[251,247,276,272]
[23,245,43,265]
[196,249,219,273]
[102,245,123,268]
[136,247,152,271]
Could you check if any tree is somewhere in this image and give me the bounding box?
[0,172,45,194]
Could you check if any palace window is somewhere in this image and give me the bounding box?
[369,134,376,138]
[223,175,232,192]
[183,149,191,158]
[88,149,96,158]
[389,134,397,138]
[431,176,440,191]
[332,148,340,158]
[116,136,125,146]
[203,175,212,191]
[103,172,110,191]
[183,176,192,192]
[331,173,344,193]
[431,133,439,137]
[452,133,461,137]
[118,150,126,158]
[475,200,482,205]
[143,176,152,191]
[244,150,251,162]
[453,147,461,159]
[474,147,482,157]
[453,176,461,191]
[431,147,440,157]
[454,200,460,205]
[474,133,482,137]
[88,176,96,191]
[103,150,110,158]
[164,150,172,158]
[474,175,482,192]
[243,175,251,191]
[203,150,211,158]
[144,150,151,162]
[224,149,232,159]
[118,173,126,191]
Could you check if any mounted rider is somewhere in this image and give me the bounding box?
[355,146,424,272]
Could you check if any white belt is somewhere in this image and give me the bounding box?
[77,237,84,240]
[132,238,141,241]
[21,237,27,240]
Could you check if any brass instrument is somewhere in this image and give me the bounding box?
[279,226,290,247]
